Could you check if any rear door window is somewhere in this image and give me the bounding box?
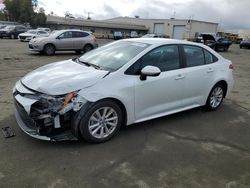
[204,49,218,64]
[73,31,89,38]
[183,45,205,67]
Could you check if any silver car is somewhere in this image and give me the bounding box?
[28,30,98,55]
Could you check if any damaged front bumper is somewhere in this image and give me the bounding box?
[13,81,86,141]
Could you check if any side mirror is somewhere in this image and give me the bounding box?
[140,65,161,81]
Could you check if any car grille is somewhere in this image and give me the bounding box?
[29,44,34,49]
[14,98,37,130]
[19,36,26,40]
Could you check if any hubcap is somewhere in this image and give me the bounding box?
[85,46,92,52]
[210,87,223,108]
[88,107,118,139]
[46,45,54,54]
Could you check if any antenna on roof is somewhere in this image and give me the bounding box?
[84,10,93,20]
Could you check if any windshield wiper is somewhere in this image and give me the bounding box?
[74,58,101,69]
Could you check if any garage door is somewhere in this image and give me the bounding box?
[173,25,185,39]
[154,23,164,34]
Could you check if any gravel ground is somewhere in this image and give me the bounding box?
[0,39,250,188]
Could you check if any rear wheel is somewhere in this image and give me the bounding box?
[205,84,225,111]
[43,44,55,56]
[83,44,93,53]
[78,100,122,143]
[75,50,82,54]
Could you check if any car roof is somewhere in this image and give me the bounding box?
[123,38,201,46]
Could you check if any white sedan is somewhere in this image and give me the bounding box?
[18,30,49,42]
[13,38,234,143]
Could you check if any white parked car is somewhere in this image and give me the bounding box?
[37,27,51,33]
[18,30,49,42]
[13,38,234,143]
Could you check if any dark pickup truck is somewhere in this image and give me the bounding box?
[195,33,232,51]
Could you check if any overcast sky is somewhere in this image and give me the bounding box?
[0,0,249,30]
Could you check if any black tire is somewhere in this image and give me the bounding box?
[78,100,122,143]
[204,83,225,111]
[43,44,55,56]
[75,50,82,54]
[83,44,93,53]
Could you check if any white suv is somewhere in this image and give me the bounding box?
[13,38,234,143]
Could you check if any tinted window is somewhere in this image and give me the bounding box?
[138,45,180,72]
[16,26,26,31]
[73,31,89,38]
[204,49,218,64]
[183,45,205,67]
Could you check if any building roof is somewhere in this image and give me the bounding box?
[46,15,148,31]
[107,16,219,25]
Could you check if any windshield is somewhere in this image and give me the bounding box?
[27,30,37,34]
[79,41,150,71]
[49,30,63,37]
[5,26,15,30]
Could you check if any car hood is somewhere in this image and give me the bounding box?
[19,33,34,37]
[21,59,109,95]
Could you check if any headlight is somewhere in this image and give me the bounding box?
[71,95,87,111]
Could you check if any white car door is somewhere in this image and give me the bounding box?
[133,45,185,121]
[181,45,218,107]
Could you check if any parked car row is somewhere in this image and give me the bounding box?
[0,25,51,39]
[0,25,27,39]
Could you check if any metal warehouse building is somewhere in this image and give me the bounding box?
[46,15,218,39]
[107,17,219,39]
[46,15,148,38]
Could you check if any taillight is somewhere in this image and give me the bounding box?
[229,64,234,70]
[93,36,97,43]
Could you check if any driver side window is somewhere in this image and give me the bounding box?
[125,45,180,75]
[139,45,180,72]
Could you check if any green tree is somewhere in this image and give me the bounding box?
[32,7,46,27]
[2,0,46,26]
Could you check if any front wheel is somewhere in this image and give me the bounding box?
[79,100,122,143]
[205,84,225,111]
[43,44,55,56]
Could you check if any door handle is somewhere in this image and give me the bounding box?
[207,68,214,73]
[175,74,185,80]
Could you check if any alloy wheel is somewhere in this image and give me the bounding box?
[88,107,118,139]
[210,86,223,108]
